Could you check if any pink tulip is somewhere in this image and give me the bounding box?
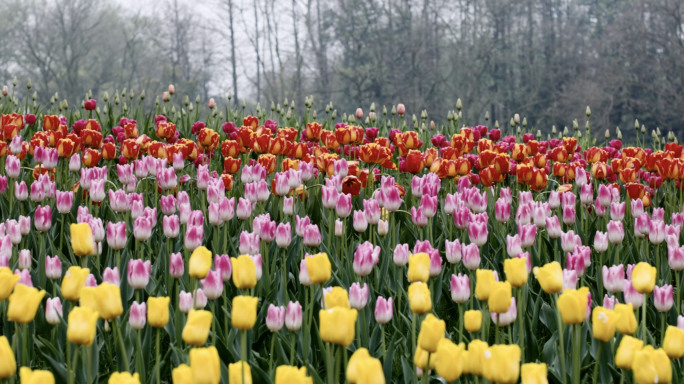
[450,273,470,303]
[322,186,338,209]
[649,219,666,244]
[15,269,32,287]
[239,231,260,255]
[192,289,208,309]
[468,188,487,213]
[17,249,31,270]
[55,190,74,214]
[283,197,294,216]
[157,167,177,190]
[6,220,21,244]
[559,230,578,253]
[519,224,537,248]
[580,184,593,205]
[251,254,263,280]
[594,231,608,253]
[160,195,176,215]
[595,184,611,207]
[45,255,62,280]
[672,213,684,227]
[566,252,586,277]
[127,259,151,289]
[45,297,63,325]
[33,205,51,232]
[68,153,81,172]
[562,205,576,226]
[654,284,674,312]
[503,234,522,259]
[108,189,129,213]
[285,301,303,331]
[515,203,532,225]
[287,169,302,189]
[420,195,438,219]
[561,192,576,210]
[444,193,458,215]
[236,197,252,220]
[495,198,511,223]
[393,244,410,267]
[634,213,650,238]
[332,193,351,219]
[129,301,147,330]
[354,242,381,277]
[462,243,481,270]
[602,265,625,293]
[274,172,290,196]
[14,181,28,201]
[299,259,312,286]
[445,239,462,264]
[5,155,20,178]
[201,269,223,300]
[211,255,229,282]
[18,216,30,236]
[453,207,471,229]
[429,251,442,277]
[678,316,684,331]
[196,165,210,190]
[669,245,684,271]
[132,216,153,242]
[178,291,194,313]
[623,278,644,309]
[255,180,270,202]
[295,216,311,237]
[363,199,381,225]
[549,191,561,209]
[563,269,578,291]
[610,202,625,221]
[378,220,388,236]
[184,224,204,251]
[603,294,618,310]
[653,208,665,222]
[575,167,589,186]
[335,219,344,237]
[546,216,562,238]
[594,200,607,217]
[607,221,624,244]
[468,221,488,247]
[410,207,428,227]
[106,221,127,250]
[382,185,403,212]
[219,197,235,222]
[374,296,394,324]
[631,199,644,217]
[353,210,369,232]
[102,267,120,287]
[266,304,286,332]
[275,223,292,248]
[254,215,276,242]
[117,163,134,185]
[0,176,6,195]
[162,215,180,239]
[492,297,517,327]
[350,282,370,309]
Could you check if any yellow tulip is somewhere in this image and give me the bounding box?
[504,257,528,288]
[521,363,548,384]
[79,286,98,312]
[614,303,638,335]
[324,286,350,309]
[172,364,193,384]
[147,296,171,328]
[67,306,99,346]
[108,372,141,384]
[61,266,91,301]
[232,295,259,330]
[19,367,55,384]
[464,310,482,333]
[189,246,213,279]
[352,357,385,384]
[413,346,435,370]
[482,344,521,384]
[0,336,16,379]
[408,282,432,314]
[228,361,252,384]
[305,253,331,284]
[231,255,257,290]
[319,307,358,346]
[534,262,563,294]
[418,313,446,353]
[434,339,465,382]
[591,306,617,342]
[633,346,671,384]
[631,262,657,294]
[475,269,497,301]
[346,348,371,383]
[663,326,684,359]
[464,339,488,376]
[407,253,430,283]
[276,366,313,384]
[190,346,221,384]
[488,281,512,313]
[182,309,213,346]
[615,335,643,370]
[98,283,124,320]
[7,283,46,323]
[0,267,20,301]
[71,222,95,256]
[556,287,588,325]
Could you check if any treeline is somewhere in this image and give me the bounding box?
[0,0,682,140]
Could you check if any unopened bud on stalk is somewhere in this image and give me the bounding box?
[103,91,109,102]
[634,119,640,131]
[382,105,387,115]
[516,126,521,135]
[668,131,675,141]
[656,127,661,136]
[277,104,282,114]
[412,114,417,124]
[605,129,610,139]
[227,92,232,100]
[121,88,127,98]
[485,111,490,121]
[286,111,292,120]
[171,106,177,115]
[331,110,337,119]
[514,113,520,124]
[494,120,500,129]
[365,117,370,125]
[2,86,7,96]
[641,125,646,134]
[510,118,516,127]
[370,102,375,112]
[577,131,582,138]
[536,130,542,137]
[617,130,623,140]
[242,101,247,109]
[195,95,200,104]
[522,117,527,127]
[573,119,579,131]
[391,105,396,115]
[421,109,428,120]
[447,111,454,121]
[183,95,190,106]
[312,110,317,119]
[456,98,462,111]
[129,90,134,99]
[421,122,426,131]
[430,120,435,130]
[26,79,31,89]
[585,120,590,132]
[13,77,17,87]
[563,126,569,136]
[168,84,175,94]
[586,106,591,117]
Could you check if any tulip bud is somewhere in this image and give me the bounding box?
[45,297,63,325]
[285,301,303,331]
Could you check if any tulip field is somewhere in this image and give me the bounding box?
[1,85,684,384]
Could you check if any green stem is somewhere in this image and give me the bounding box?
[642,296,648,342]
[241,330,247,384]
[326,343,334,384]
[421,353,430,384]
[114,318,130,372]
[593,341,602,383]
[156,328,161,384]
[269,334,276,375]
[572,324,581,384]
[290,332,296,365]
[554,294,567,384]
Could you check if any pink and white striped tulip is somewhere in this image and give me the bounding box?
[450,274,470,303]
[127,259,151,289]
[285,301,303,331]
[374,296,393,324]
[45,297,63,325]
[129,301,147,330]
[266,304,286,332]
[654,284,674,312]
[350,282,370,309]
